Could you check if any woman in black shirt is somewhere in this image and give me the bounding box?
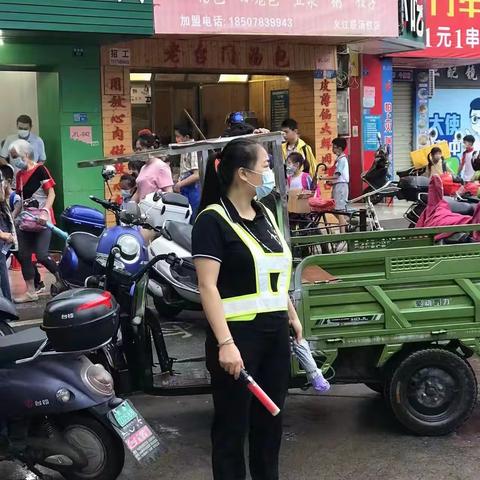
[192,138,302,480]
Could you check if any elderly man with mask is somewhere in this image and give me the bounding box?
[0,114,46,167]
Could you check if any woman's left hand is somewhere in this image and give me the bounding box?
[289,314,303,343]
[173,183,181,193]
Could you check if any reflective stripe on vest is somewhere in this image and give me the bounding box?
[203,203,292,321]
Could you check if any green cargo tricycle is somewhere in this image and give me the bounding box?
[79,132,480,436]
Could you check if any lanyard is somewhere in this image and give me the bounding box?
[220,198,283,253]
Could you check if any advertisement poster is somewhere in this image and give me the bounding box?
[154,0,398,37]
[363,115,381,151]
[428,88,480,162]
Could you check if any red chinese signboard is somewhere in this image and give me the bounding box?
[154,0,398,37]
[400,0,480,59]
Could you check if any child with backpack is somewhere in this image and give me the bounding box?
[286,152,312,191]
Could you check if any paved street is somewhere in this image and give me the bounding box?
[3,382,480,480]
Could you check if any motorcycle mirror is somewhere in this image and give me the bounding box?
[124,201,141,218]
[102,165,116,181]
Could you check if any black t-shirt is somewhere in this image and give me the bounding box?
[192,197,285,302]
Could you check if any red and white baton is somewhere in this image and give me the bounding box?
[239,369,280,417]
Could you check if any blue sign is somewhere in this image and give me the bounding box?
[363,115,381,151]
[382,58,394,176]
[429,88,480,160]
[73,113,88,123]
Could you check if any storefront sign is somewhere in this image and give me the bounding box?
[399,0,425,40]
[434,65,480,86]
[393,69,414,81]
[101,66,133,223]
[381,59,393,172]
[315,78,338,171]
[153,0,398,37]
[400,0,480,59]
[109,48,131,66]
[103,40,334,72]
[271,90,289,132]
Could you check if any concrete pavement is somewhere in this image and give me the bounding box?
[3,382,479,480]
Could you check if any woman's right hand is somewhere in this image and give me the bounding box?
[219,343,244,380]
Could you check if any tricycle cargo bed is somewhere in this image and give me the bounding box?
[295,242,480,366]
[291,224,480,257]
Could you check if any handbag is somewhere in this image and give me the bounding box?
[17,176,47,232]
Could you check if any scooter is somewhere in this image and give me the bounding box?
[0,288,164,479]
[51,198,148,296]
[139,191,201,317]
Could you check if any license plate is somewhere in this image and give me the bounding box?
[112,400,138,428]
[108,400,166,465]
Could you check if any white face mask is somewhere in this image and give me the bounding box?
[18,129,30,139]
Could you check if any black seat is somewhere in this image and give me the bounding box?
[158,192,190,209]
[444,197,475,216]
[164,221,192,252]
[68,232,99,262]
[0,327,47,365]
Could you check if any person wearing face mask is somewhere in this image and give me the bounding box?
[131,134,173,203]
[0,115,46,169]
[119,174,137,205]
[8,139,57,303]
[192,138,303,480]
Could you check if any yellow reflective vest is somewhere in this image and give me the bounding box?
[203,203,292,321]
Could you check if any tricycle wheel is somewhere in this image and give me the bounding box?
[388,349,477,436]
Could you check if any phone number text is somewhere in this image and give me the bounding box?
[228,16,294,28]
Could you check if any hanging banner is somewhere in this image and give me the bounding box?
[399,0,480,59]
[153,0,398,37]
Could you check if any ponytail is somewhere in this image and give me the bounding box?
[199,151,223,212]
[198,138,261,213]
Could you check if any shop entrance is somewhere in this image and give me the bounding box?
[0,71,40,147]
[130,73,290,144]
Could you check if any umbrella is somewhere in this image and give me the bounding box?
[291,338,330,393]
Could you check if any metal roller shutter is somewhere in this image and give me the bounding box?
[393,82,414,176]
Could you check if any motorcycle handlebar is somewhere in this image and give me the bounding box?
[89,195,120,212]
[106,249,182,285]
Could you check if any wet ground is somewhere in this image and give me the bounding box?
[3,381,480,480]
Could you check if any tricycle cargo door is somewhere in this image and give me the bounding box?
[295,243,480,355]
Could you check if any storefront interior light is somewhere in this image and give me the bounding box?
[218,74,249,83]
[130,73,152,82]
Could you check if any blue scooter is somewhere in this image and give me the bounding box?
[49,197,148,296]
[0,288,163,479]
